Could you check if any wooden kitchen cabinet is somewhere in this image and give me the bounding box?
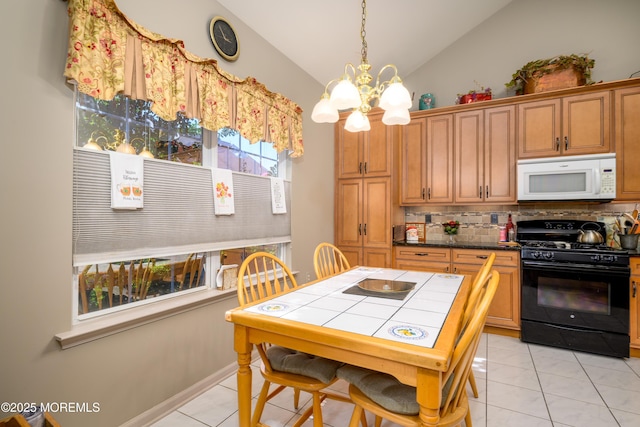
[335,111,403,268]
[393,246,521,330]
[517,90,611,159]
[454,106,516,204]
[630,257,640,348]
[399,113,454,205]
[451,249,520,330]
[393,246,452,273]
[335,114,392,179]
[615,86,640,201]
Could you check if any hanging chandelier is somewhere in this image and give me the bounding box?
[311,0,412,132]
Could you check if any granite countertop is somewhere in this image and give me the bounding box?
[393,240,521,251]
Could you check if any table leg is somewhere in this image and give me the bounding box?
[235,326,253,426]
[415,368,441,426]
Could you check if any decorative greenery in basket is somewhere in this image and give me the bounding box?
[505,54,595,94]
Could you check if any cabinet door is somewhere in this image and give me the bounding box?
[517,98,562,158]
[454,110,484,203]
[486,263,520,329]
[339,246,362,268]
[484,106,517,203]
[363,118,392,177]
[630,258,640,348]
[362,178,392,248]
[615,86,640,201]
[426,114,454,203]
[363,248,392,268]
[394,258,451,273]
[335,179,363,247]
[335,124,363,179]
[400,118,428,204]
[562,91,611,155]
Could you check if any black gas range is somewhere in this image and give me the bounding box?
[517,220,630,358]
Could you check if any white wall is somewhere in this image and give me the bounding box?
[404,0,640,109]
[0,1,332,426]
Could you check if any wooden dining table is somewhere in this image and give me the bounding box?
[225,266,472,427]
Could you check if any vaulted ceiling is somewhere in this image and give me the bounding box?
[218,0,514,86]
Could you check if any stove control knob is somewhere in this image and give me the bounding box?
[591,254,601,262]
[570,314,575,319]
[543,251,553,259]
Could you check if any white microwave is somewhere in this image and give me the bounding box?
[517,153,616,201]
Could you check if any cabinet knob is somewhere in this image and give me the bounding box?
[422,188,426,200]
[363,223,367,235]
[428,188,431,200]
[633,281,637,298]
[358,224,362,235]
[486,186,489,198]
[479,186,482,198]
[555,137,560,151]
[364,162,368,174]
[359,162,363,174]
[564,136,569,150]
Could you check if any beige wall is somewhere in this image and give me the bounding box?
[1,0,638,426]
[404,0,640,109]
[0,1,332,426]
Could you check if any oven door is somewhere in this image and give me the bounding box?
[521,260,629,335]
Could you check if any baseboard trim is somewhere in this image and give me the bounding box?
[119,361,240,427]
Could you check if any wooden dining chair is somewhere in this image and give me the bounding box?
[313,242,351,279]
[339,270,500,427]
[236,252,355,427]
[465,252,496,398]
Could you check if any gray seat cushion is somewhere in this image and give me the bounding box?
[266,345,343,384]
[337,364,419,415]
[336,364,457,415]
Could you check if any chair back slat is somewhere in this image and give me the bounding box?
[237,252,298,306]
[313,242,351,280]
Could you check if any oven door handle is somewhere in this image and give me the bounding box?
[542,322,605,334]
[522,260,630,276]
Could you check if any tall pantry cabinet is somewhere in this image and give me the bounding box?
[335,110,404,268]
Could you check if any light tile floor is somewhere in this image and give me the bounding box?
[150,334,640,427]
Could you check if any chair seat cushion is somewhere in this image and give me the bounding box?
[266,346,343,384]
[337,365,419,415]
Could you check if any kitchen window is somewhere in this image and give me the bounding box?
[73,90,291,321]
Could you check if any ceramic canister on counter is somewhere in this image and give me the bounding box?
[419,93,435,110]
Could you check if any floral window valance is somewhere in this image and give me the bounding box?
[64,0,303,157]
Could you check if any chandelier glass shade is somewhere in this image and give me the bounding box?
[311,0,411,132]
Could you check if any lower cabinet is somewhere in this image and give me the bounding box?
[393,246,521,330]
[630,258,640,348]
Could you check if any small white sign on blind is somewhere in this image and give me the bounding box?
[110,152,144,209]
[271,177,287,214]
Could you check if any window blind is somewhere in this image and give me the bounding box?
[73,149,291,266]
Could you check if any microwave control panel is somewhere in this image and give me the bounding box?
[600,167,616,195]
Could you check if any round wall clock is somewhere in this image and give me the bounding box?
[209,16,239,62]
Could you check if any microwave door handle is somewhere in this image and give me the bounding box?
[594,168,602,194]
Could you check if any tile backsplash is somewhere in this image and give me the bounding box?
[404,202,640,244]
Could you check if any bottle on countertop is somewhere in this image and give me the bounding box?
[506,213,515,241]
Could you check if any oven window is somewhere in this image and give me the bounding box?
[529,172,586,193]
[537,277,610,315]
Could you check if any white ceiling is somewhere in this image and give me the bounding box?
[218,0,514,86]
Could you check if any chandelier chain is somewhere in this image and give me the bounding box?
[360,0,368,63]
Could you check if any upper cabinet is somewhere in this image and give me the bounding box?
[517,90,611,159]
[335,116,392,179]
[615,85,640,201]
[454,106,516,204]
[399,114,454,205]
